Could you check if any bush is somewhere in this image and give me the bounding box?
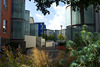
[67,25,100,67]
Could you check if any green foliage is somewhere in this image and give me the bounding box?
[66,25,100,67]
[57,34,66,40]
[42,33,48,40]
[0,47,34,67]
[47,34,55,40]
[29,0,100,15]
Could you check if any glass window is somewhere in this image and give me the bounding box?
[3,20,7,33]
[4,0,7,9]
[49,32,51,34]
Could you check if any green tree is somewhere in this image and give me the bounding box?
[42,33,48,40]
[47,34,55,41]
[57,34,66,40]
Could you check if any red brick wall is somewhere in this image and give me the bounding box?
[0,0,11,39]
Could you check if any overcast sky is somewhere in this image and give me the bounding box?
[25,0,70,30]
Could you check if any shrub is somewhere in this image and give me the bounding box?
[54,51,65,67]
[30,48,52,67]
[67,25,100,67]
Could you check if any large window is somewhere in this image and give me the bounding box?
[4,0,7,9]
[3,20,7,33]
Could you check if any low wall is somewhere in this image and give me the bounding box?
[46,41,54,47]
[25,35,36,48]
[36,37,45,47]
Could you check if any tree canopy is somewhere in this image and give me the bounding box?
[29,0,100,15]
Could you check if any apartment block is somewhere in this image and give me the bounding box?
[0,0,11,46]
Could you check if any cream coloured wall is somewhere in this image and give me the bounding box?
[25,35,36,48]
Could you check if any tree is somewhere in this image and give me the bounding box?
[42,33,47,40]
[29,0,100,25]
[47,34,55,41]
[57,34,66,40]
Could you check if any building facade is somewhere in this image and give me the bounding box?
[10,0,26,50]
[34,22,46,36]
[66,5,100,41]
[44,29,54,36]
[54,29,66,41]
[30,23,38,37]
[25,10,30,35]
[30,17,34,23]
[0,0,11,45]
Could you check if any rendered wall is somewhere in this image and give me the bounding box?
[25,35,36,48]
[36,37,45,47]
[30,17,34,23]
[46,41,54,47]
[11,0,25,39]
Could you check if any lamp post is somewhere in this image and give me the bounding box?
[60,25,63,42]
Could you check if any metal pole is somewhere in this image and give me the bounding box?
[71,2,73,40]
[60,25,63,42]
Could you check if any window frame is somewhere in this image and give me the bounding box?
[3,20,7,33]
[4,0,7,10]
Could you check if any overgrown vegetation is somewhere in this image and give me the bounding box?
[67,25,100,67]
[1,25,100,67]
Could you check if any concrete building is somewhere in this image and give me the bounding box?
[35,22,46,36]
[25,10,30,35]
[10,0,26,50]
[66,5,100,41]
[0,0,11,46]
[55,29,66,41]
[30,23,38,37]
[44,29,54,36]
[30,17,34,23]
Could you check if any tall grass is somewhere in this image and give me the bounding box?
[30,48,52,67]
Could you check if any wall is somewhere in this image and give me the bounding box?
[0,0,11,39]
[30,23,38,36]
[46,29,54,36]
[25,10,30,35]
[36,37,45,47]
[95,10,100,32]
[30,17,34,23]
[46,41,54,47]
[11,0,25,39]
[25,35,36,48]
[34,23,46,36]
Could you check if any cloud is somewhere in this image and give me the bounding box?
[35,3,70,30]
[47,3,67,30]
[30,13,32,17]
[35,14,44,21]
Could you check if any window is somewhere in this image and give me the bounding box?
[3,20,7,33]
[4,0,7,9]
[49,32,51,34]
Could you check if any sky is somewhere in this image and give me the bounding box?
[25,0,71,30]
